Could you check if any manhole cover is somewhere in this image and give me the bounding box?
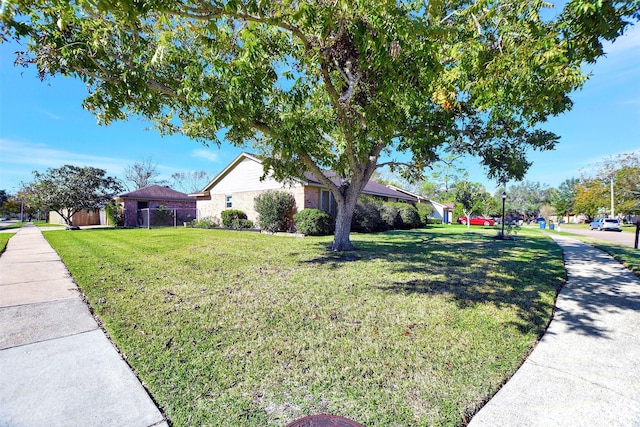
[285,414,364,427]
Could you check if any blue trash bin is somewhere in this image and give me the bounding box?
[540,221,546,229]
[549,223,555,230]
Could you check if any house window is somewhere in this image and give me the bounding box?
[320,190,335,215]
[225,195,233,208]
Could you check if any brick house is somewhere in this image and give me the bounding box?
[116,185,196,227]
[190,152,417,224]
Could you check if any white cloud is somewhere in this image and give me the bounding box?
[191,148,220,162]
[0,138,132,178]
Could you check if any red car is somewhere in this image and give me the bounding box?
[457,216,495,226]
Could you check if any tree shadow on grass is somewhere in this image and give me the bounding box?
[305,229,563,336]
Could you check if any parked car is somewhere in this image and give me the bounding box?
[457,216,495,226]
[589,218,622,232]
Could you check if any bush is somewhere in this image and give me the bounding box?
[104,202,124,226]
[294,209,333,236]
[380,203,402,230]
[426,217,443,225]
[254,190,296,232]
[192,217,219,229]
[396,203,421,229]
[416,204,432,226]
[352,196,382,232]
[230,218,254,229]
[221,209,247,227]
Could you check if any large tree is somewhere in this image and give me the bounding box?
[2,1,638,249]
[25,165,122,227]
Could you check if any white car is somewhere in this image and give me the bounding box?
[589,218,622,232]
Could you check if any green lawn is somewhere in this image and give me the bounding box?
[0,233,13,254]
[44,226,564,426]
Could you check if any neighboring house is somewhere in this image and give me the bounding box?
[191,152,417,224]
[116,185,197,227]
[387,185,454,224]
[429,201,455,224]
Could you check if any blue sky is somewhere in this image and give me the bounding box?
[1,18,639,196]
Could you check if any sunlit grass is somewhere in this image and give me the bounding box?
[44,226,564,426]
[0,233,13,254]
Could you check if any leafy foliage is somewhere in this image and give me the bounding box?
[254,190,295,232]
[221,209,248,227]
[104,202,124,226]
[192,216,220,229]
[351,196,383,232]
[293,208,334,236]
[574,152,640,217]
[552,178,580,220]
[23,165,122,226]
[453,180,487,221]
[3,0,638,248]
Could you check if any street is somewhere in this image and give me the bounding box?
[558,225,638,248]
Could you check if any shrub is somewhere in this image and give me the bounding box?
[192,217,219,229]
[352,196,382,232]
[426,217,443,225]
[294,209,333,236]
[380,203,402,230]
[230,218,254,229]
[396,203,421,229]
[104,202,124,226]
[416,204,432,226]
[221,209,247,227]
[254,190,295,232]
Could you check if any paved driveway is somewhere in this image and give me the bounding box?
[559,225,638,248]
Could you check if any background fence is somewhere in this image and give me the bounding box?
[125,208,198,229]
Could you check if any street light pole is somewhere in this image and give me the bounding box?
[610,178,615,218]
[501,191,507,238]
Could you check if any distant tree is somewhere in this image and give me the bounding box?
[171,171,211,194]
[25,165,122,227]
[124,158,166,190]
[575,152,640,217]
[0,190,8,207]
[506,181,552,218]
[553,178,579,222]
[574,178,607,218]
[453,181,486,228]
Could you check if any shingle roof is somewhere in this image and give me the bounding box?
[118,185,193,201]
[303,171,417,202]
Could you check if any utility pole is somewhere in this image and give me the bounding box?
[610,178,615,219]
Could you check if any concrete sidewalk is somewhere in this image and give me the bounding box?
[0,224,167,427]
[470,234,640,426]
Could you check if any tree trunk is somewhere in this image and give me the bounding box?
[331,191,359,251]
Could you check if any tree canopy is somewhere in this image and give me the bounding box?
[24,165,122,226]
[574,152,640,217]
[2,0,638,248]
